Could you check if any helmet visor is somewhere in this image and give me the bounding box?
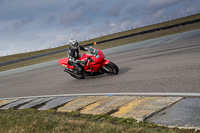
[72,43,78,47]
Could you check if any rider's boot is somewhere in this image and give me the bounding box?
[73,64,84,78]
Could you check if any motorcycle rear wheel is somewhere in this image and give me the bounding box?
[105,62,119,75]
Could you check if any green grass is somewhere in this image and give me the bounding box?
[1,13,200,62]
[0,109,196,133]
[80,13,200,45]
[0,13,200,72]
[0,45,69,63]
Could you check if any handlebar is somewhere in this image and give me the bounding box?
[89,47,98,55]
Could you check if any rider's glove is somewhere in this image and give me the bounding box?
[89,46,96,54]
[88,47,94,53]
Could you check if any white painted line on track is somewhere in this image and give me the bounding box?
[1,92,200,100]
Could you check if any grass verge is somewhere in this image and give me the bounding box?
[0,14,200,72]
[0,109,197,133]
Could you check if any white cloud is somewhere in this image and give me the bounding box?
[45,15,57,24]
[2,17,34,33]
[110,23,116,27]
[60,7,86,25]
[47,34,68,46]
[180,6,198,15]
[120,20,132,30]
[0,0,199,56]
[89,21,111,35]
[131,20,142,28]
[152,9,165,19]
[148,0,181,9]
[105,0,126,17]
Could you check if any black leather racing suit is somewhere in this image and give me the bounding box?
[68,45,88,74]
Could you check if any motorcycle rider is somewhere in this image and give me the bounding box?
[67,38,91,76]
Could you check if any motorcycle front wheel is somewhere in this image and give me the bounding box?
[104,62,119,75]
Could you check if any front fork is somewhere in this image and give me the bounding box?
[101,60,110,72]
[102,66,110,72]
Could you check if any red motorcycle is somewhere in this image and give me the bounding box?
[58,47,119,79]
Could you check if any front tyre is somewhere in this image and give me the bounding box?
[104,62,119,75]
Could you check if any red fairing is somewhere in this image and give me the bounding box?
[58,48,109,72]
[79,49,105,63]
[101,60,110,68]
[58,58,74,69]
[79,49,107,72]
[58,47,119,78]
[84,63,101,72]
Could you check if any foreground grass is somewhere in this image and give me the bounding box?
[0,109,196,133]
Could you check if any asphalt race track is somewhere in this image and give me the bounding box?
[0,29,200,98]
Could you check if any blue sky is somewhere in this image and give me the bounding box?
[0,0,199,56]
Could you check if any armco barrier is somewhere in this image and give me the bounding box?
[86,18,200,46]
[0,17,200,67]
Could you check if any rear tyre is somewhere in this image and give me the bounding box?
[104,62,119,75]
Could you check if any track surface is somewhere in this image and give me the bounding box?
[0,29,200,98]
